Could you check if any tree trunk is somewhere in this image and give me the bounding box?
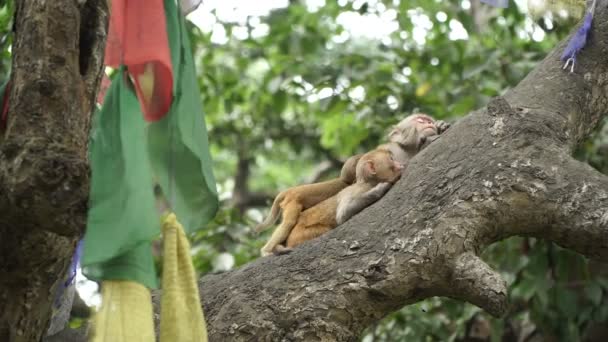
[193,8,608,342]
[0,1,107,341]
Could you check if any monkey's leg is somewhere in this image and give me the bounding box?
[285,224,332,248]
[273,244,293,255]
[260,203,303,256]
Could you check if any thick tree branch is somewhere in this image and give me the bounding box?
[189,6,608,341]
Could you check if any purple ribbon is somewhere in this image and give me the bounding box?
[64,239,83,287]
[480,0,509,8]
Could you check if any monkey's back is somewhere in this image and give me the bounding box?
[279,179,347,210]
[285,196,339,247]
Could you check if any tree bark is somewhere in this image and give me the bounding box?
[193,7,608,342]
[0,1,108,341]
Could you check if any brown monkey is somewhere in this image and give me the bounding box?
[334,114,447,225]
[379,113,450,165]
[279,148,403,251]
[260,113,449,256]
[336,149,403,225]
[257,153,363,256]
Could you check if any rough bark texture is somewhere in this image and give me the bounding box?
[0,1,108,341]
[193,7,608,342]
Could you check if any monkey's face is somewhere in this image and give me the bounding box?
[390,114,438,144]
[412,114,437,137]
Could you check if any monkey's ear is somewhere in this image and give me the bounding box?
[365,160,377,175]
[388,126,400,140]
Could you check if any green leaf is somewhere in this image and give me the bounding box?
[584,282,603,306]
[511,276,536,301]
[555,287,579,319]
[597,277,608,290]
[449,95,476,116]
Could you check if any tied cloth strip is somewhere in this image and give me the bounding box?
[90,213,208,342]
[561,0,597,73]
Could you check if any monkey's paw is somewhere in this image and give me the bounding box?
[436,120,451,134]
[371,182,392,197]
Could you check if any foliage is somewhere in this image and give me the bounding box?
[0,0,12,78]
[186,0,608,340]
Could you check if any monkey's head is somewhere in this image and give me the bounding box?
[340,154,363,183]
[356,149,403,184]
[388,113,438,143]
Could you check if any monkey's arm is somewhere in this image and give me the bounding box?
[398,125,422,150]
[336,183,392,225]
[419,121,451,149]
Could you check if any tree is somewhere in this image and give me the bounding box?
[1,1,607,342]
[0,1,107,341]
[193,7,608,337]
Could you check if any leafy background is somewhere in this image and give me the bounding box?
[1,0,607,340]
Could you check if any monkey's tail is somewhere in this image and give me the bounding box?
[254,193,284,232]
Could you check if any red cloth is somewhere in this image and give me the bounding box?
[96,74,112,106]
[1,81,10,129]
[104,0,173,122]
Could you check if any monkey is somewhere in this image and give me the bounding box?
[259,113,449,256]
[257,153,363,257]
[332,114,449,225]
[335,149,403,225]
[276,148,403,252]
[333,114,448,225]
[379,113,450,165]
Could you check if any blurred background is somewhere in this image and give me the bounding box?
[1,0,607,340]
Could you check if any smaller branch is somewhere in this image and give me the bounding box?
[303,160,339,184]
[232,150,253,214]
[234,191,274,210]
[544,159,608,262]
[446,252,508,317]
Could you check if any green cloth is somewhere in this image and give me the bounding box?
[83,71,160,288]
[82,0,218,289]
[148,0,218,232]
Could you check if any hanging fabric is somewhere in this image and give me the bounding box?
[45,240,83,337]
[180,0,203,15]
[83,69,160,289]
[159,213,208,342]
[104,0,173,122]
[0,79,10,129]
[561,0,597,73]
[91,280,156,342]
[480,0,509,8]
[84,0,218,340]
[96,74,112,107]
